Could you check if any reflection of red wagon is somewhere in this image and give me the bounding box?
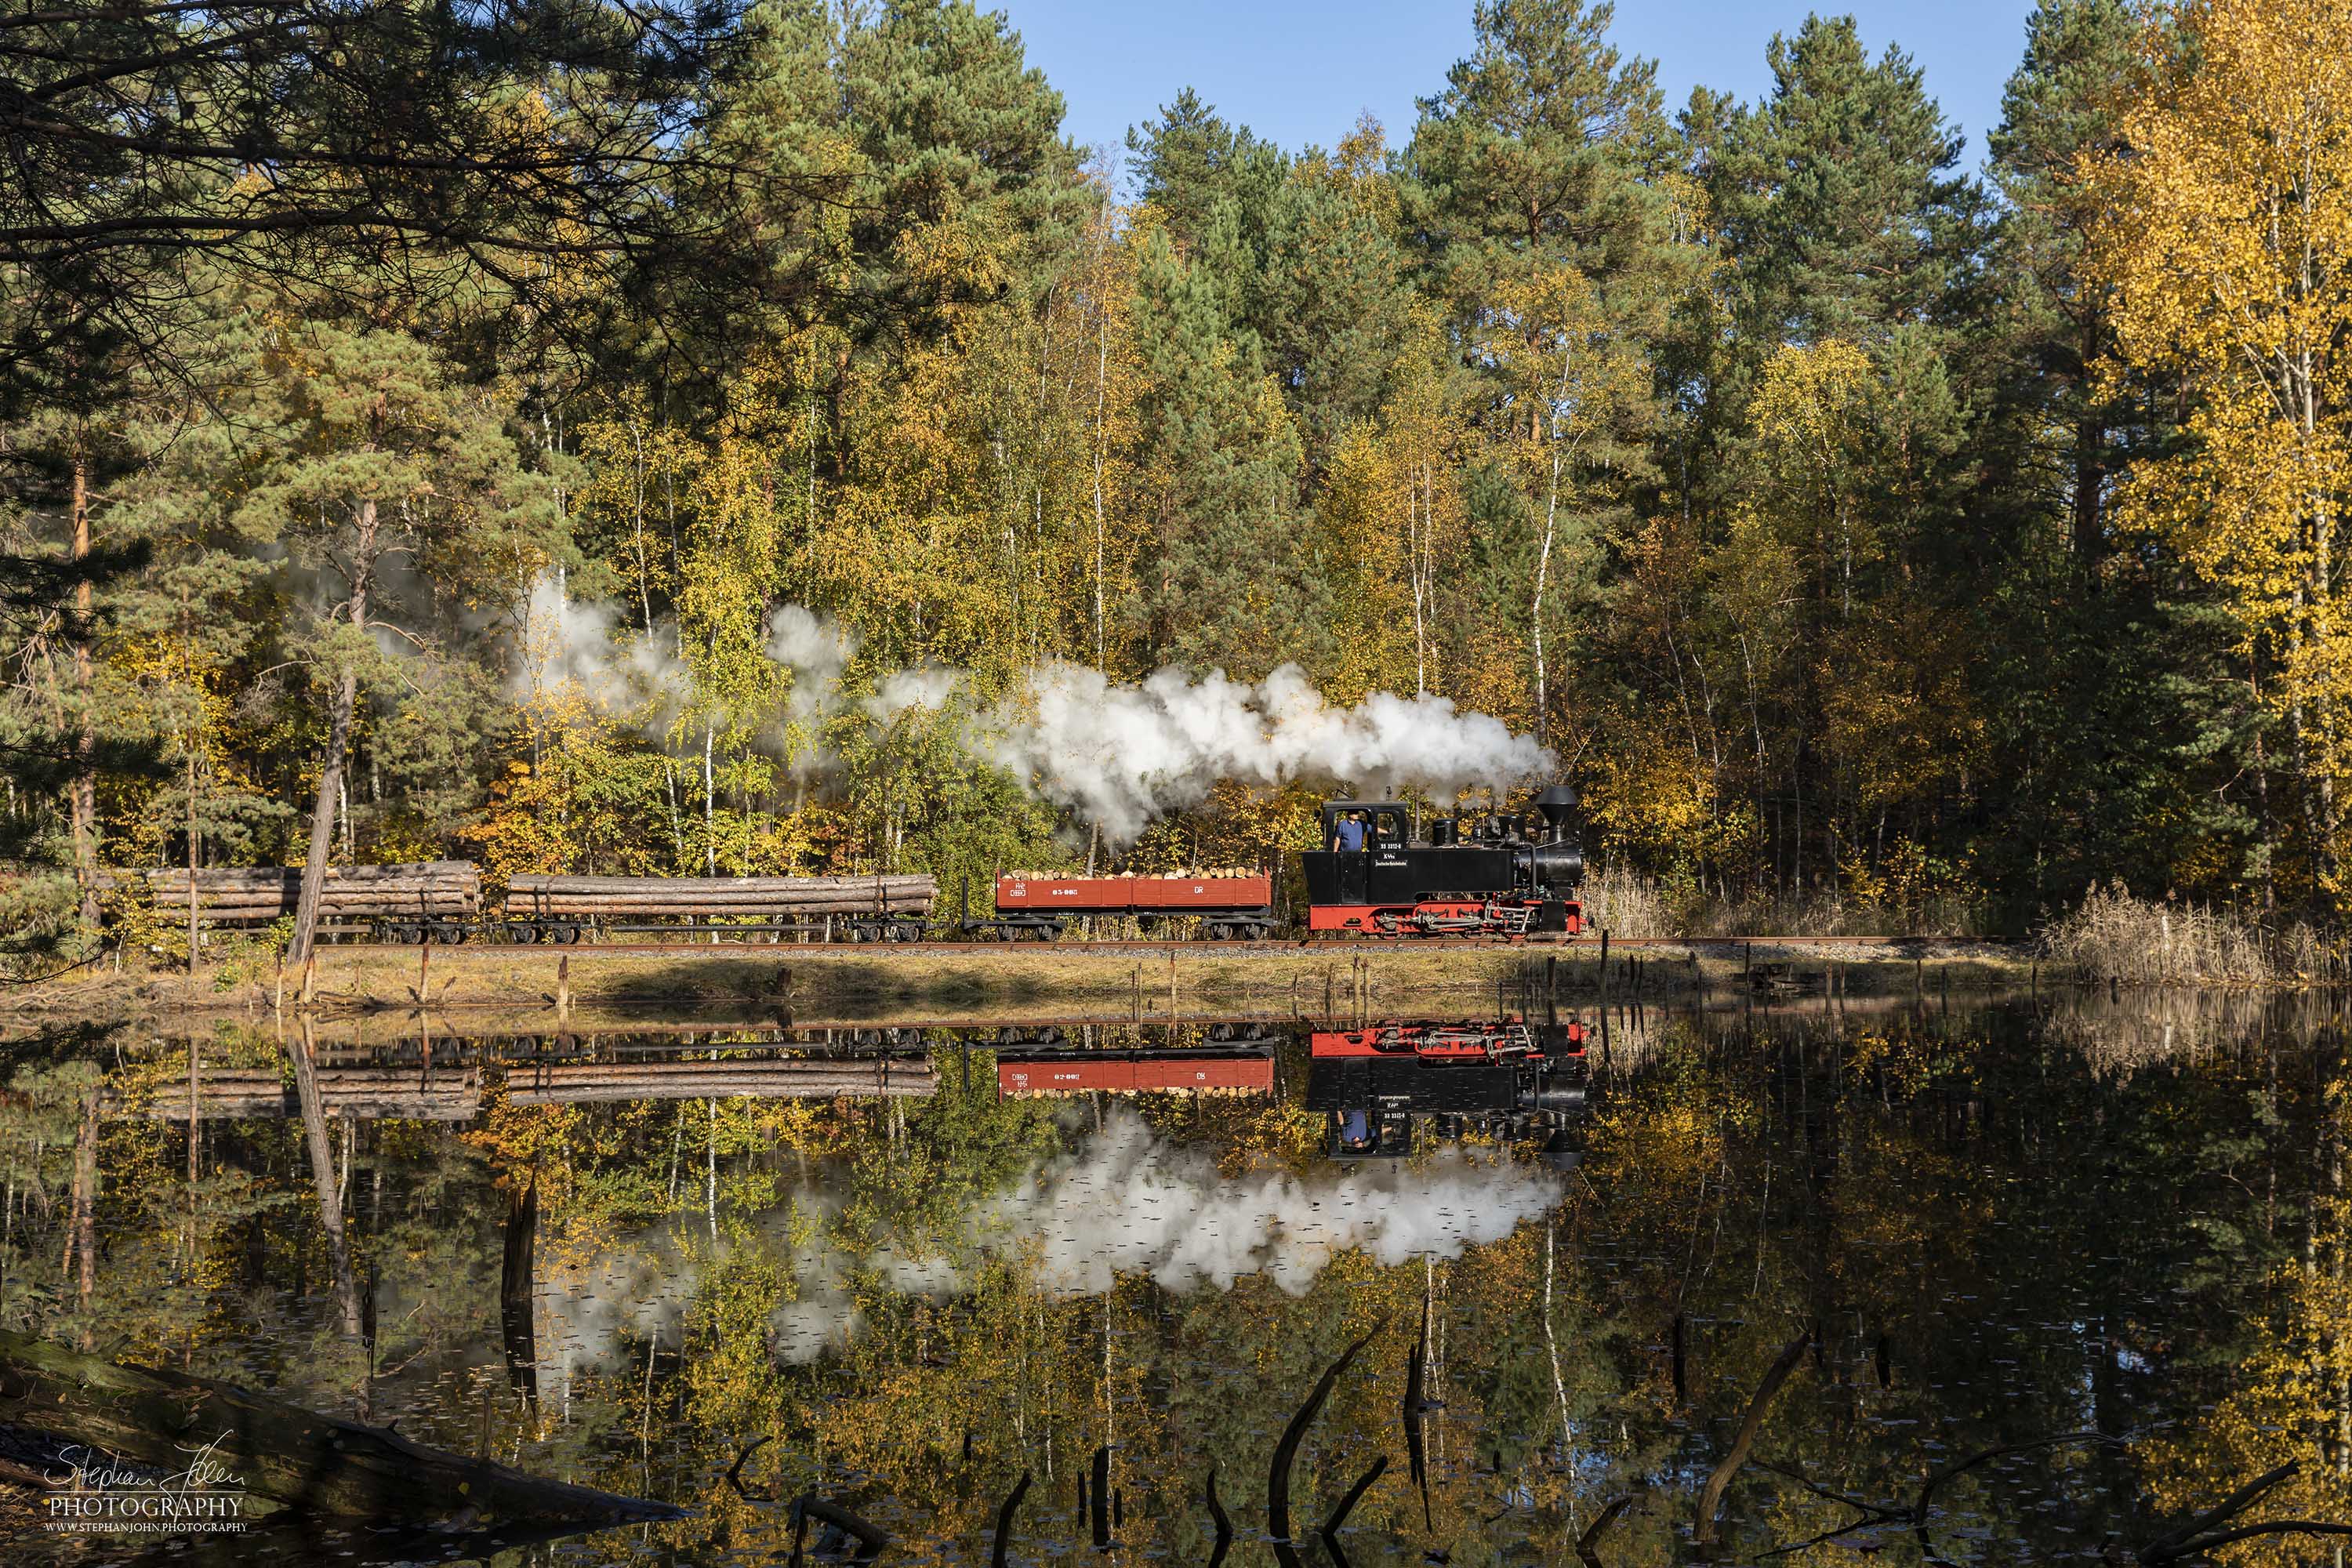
[979,873,1276,942]
[996,1049,1275,1097]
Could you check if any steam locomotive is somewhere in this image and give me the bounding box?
[1302,784,1584,939]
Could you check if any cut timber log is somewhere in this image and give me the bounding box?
[506,873,935,918]
[0,1327,687,1526]
[107,862,481,922]
[508,874,932,895]
[520,902,931,912]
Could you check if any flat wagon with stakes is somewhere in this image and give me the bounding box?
[498,873,937,944]
[103,861,481,946]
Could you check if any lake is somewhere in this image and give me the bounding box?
[2,989,2343,1564]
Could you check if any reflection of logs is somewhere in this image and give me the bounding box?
[503,1059,937,1102]
[106,1066,483,1121]
[106,1058,937,1121]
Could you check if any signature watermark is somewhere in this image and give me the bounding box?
[42,1432,249,1534]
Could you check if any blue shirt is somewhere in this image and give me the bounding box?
[1334,819,1367,851]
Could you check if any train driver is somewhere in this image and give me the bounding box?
[1333,811,1368,852]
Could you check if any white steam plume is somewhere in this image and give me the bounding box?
[511,572,682,711]
[863,666,964,723]
[971,662,1554,845]
[765,605,858,720]
[514,583,1550,841]
[513,578,858,737]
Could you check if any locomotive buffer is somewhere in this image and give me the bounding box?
[1301,784,1585,938]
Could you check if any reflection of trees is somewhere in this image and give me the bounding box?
[2140,1061,2352,1562]
[3,1001,2346,1562]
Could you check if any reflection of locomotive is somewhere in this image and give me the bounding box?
[1303,785,1584,939]
[1305,1018,1588,1167]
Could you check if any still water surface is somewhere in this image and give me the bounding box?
[3,992,2343,1564]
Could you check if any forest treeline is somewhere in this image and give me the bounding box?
[3,0,2349,957]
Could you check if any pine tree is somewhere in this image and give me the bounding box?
[1403,0,1700,740]
[1127,218,1329,676]
[1708,15,1980,344]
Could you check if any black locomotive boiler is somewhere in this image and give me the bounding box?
[1302,784,1584,938]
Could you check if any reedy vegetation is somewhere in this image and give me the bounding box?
[2,0,2348,957]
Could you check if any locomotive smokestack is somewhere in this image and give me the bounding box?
[1532,783,1578,832]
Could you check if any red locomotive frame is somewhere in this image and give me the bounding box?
[1309,1018,1587,1059]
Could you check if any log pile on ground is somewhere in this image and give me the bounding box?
[505,873,935,918]
[108,862,480,922]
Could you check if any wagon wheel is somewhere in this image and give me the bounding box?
[513,922,540,945]
[996,925,1021,942]
[556,922,581,945]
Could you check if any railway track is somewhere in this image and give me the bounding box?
[328,932,2014,956]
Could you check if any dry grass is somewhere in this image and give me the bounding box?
[1577,866,1984,939]
[2037,881,2343,986]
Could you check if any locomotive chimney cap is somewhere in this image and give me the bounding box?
[1533,783,1578,826]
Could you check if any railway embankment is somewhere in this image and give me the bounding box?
[5,935,2030,1021]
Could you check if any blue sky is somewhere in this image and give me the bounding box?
[1000,0,2043,180]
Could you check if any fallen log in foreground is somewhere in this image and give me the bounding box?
[0,1329,688,1526]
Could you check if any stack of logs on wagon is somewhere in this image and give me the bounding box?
[102,864,937,944]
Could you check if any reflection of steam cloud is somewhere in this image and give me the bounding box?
[538,1111,1562,1374]
[970,1109,1563,1295]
